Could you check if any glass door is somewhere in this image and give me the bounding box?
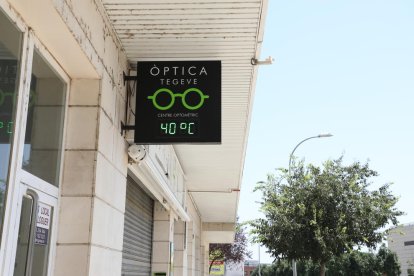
[8,37,68,276]
[13,182,57,276]
[0,7,68,276]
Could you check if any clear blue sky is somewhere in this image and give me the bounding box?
[238,0,414,263]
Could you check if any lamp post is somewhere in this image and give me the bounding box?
[258,244,261,276]
[288,133,333,276]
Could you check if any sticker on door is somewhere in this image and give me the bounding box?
[35,202,51,245]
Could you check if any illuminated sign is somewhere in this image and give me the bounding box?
[134,61,221,144]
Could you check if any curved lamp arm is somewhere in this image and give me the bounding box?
[288,133,333,176]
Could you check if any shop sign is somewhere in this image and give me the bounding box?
[209,260,225,275]
[34,202,51,245]
[134,60,221,144]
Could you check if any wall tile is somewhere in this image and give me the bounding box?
[152,241,171,264]
[112,126,128,176]
[152,263,168,275]
[174,234,185,251]
[54,245,89,276]
[90,197,124,251]
[97,109,114,161]
[89,246,122,276]
[174,251,185,268]
[95,152,126,212]
[66,107,98,150]
[57,197,92,244]
[100,72,116,122]
[153,202,170,221]
[153,220,172,242]
[69,79,100,106]
[174,267,184,276]
[62,150,95,196]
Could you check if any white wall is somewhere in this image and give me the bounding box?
[388,224,414,276]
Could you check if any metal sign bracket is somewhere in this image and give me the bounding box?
[121,71,138,135]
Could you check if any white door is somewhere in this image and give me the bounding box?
[0,8,68,276]
[5,35,68,276]
[13,172,58,276]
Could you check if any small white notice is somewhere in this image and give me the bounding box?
[34,202,51,245]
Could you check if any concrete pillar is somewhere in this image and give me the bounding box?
[200,245,206,276]
[174,220,188,276]
[187,222,196,276]
[152,202,175,275]
[54,78,127,276]
[195,235,201,276]
[55,79,99,276]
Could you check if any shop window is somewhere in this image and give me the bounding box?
[405,241,414,246]
[22,49,66,187]
[0,9,23,235]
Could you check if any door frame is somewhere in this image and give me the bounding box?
[0,25,69,276]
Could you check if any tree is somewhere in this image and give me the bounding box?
[250,157,403,276]
[249,248,401,276]
[208,221,251,273]
[251,263,282,276]
[250,261,287,276]
[338,250,378,276]
[376,244,401,276]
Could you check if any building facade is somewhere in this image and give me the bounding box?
[243,260,259,276]
[388,223,414,276]
[0,0,268,275]
[225,261,244,276]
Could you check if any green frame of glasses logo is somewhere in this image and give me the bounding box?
[147,87,209,111]
[134,60,221,144]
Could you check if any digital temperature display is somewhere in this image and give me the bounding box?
[158,119,199,137]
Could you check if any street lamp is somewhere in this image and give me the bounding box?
[288,133,333,276]
[258,244,261,276]
[288,133,333,175]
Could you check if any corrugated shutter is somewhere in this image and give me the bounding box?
[122,176,154,276]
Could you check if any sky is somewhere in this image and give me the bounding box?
[238,0,414,264]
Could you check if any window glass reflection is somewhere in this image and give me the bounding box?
[13,195,34,276]
[0,9,22,234]
[22,49,66,187]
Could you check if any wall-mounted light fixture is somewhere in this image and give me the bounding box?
[251,56,274,66]
[127,144,147,163]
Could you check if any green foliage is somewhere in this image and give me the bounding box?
[250,261,291,276]
[337,251,378,276]
[250,157,403,274]
[249,248,401,276]
[376,244,401,276]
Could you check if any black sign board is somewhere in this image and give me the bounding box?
[134,61,221,144]
[34,227,49,245]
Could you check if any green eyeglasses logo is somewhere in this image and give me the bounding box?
[147,88,209,111]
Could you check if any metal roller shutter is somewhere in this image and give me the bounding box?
[122,176,154,276]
